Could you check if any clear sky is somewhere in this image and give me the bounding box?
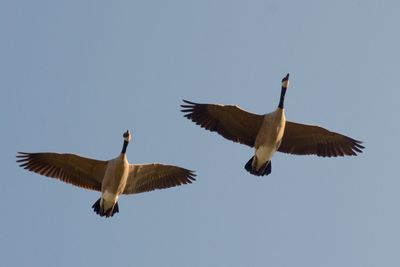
[1,1,399,266]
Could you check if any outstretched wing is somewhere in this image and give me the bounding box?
[123,163,196,194]
[181,100,264,147]
[278,121,364,157]
[17,152,108,191]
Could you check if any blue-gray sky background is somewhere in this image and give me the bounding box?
[1,1,399,266]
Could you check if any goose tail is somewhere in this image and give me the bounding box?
[92,199,119,218]
[244,157,272,176]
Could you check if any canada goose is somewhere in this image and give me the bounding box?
[16,130,196,217]
[181,73,364,176]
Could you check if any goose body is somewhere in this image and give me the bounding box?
[249,108,286,175]
[98,155,129,215]
[17,130,196,217]
[181,73,364,176]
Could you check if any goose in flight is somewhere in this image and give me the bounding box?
[17,130,196,217]
[181,74,364,176]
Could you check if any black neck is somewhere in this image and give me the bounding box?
[121,140,129,154]
[278,86,287,109]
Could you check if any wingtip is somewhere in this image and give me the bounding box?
[181,100,198,112]
[187,169,197,181]
[16,152,29,163]
[182,99,196,105]
[351,139,365,154]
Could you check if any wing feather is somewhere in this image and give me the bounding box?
[181,100,264,147]
[123,163,196,194]
[16,152,108,191]
[278,121,364,157]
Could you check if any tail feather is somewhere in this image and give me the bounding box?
[92,198,101,214]
[92,198,119,218]
[244,157,272,176]
[244,157,254,173]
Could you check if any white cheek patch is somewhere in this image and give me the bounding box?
[282,80,289,88]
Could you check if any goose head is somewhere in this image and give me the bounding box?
[123,130,132,143]
[278,73,290,109]
[281,73,289,89]
[121,130,132,154]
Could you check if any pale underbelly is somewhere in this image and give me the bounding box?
[101,190,119,211]
[254,145,277,169]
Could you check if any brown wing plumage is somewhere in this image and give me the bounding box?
[16,152,108,191]
[278,121,364,157]
[181,100,264,147]
[123,164,196,194]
